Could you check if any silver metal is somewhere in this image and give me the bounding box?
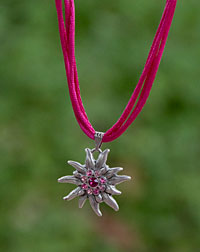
[58,147,131,216]
[92,131,104,153]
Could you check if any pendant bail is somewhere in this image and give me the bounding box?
[94,132,104,152]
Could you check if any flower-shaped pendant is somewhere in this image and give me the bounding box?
[58,148,131,216]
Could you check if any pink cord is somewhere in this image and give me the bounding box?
[55,0,177,142]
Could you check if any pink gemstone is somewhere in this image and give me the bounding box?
[81,176,87,183]
[99,185,105,191]
[87,188,93,195]
[93,188,100,195]
[86,170,93,176]
[89,177,98,188]
[95,171,100,177]
[82,184,88,190]
[100,178,106,184]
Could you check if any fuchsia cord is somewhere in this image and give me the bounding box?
[55,0,177,142]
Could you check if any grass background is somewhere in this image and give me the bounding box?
[0,0,200,251]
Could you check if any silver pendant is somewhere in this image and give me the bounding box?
[58,132,131,216]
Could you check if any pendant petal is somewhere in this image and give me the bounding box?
[89,195,102,217]
[73,171,82,179]
[99,166,108,175]
[63,187,83,201]
[68,161,86,174]
[96,149,110,169]
[106,185,121,195]
[105,167,123,178]
[109,175,131,185]
[58,175,81,185]
[95,194,103,203]
[79,194,87,208]
[102,193,119,211]
[85,148,95,169]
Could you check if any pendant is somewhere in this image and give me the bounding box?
[58,132,131,216]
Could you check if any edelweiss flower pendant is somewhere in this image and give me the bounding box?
[58,133,131,216]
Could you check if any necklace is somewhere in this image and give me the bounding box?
[55,0,177,216]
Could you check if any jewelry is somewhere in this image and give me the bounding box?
[55,0,177,216]
[58,133,130,216]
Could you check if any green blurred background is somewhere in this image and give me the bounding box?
[0,0,200,251]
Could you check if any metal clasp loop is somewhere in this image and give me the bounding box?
[92,132,104,153]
